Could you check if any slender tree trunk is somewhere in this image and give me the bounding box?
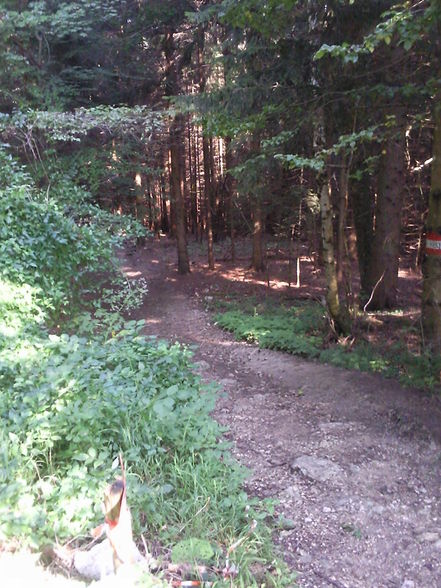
[167,151,176,237]
[320,182,351,334]
[224,137,236,262]
[169,116,190,274]
[195,126,203,242]
[365,123,405,309]
[251,199,266,272]
[197,26,215,269]
[188,118,198,235]
[160,173,169,233]
[203,135,215,269]
[422,98,441,351]
[350,166,374,300]
[163,30,189,273]
[134,173,147,227]
[337,162,348,283]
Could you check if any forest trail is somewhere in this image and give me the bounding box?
[121,239,441,588]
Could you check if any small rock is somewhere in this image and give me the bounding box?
[417,532,439,543]
[74,540,114,580]
[298,552,312,564]
[279,516,296,530]
[291,455,344,483]
[434,539,441,550]
[401,581,415,588]
[219,378,236,387]
[283,485,302,501]
[323,506,332,513]
[370,505,385,515]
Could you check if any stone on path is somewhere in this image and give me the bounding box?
[291,455,344,483]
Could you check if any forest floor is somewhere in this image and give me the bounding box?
[121,237,441,588]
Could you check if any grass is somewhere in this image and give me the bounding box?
[211,296,441,392]
[0,149,295,587]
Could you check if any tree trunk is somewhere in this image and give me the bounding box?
[251,199,266,272]
[365,123,405,309]
[164,30,189,273]
[197,26,215,269]
[170,115,190,274]
[224,136,236,262]
[160,173,169,233]
[320,182,351,334]
[202,135,215,269]
[188,118,198,235]
[350,166,374,299]
[422,98,441,351]
[336,162,348,284]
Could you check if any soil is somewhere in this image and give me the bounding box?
[121,238,441,588]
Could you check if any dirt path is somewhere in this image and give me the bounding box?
[122,240,441,588]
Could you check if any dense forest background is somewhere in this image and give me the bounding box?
[2,0,441,340]
[1,1,441,584]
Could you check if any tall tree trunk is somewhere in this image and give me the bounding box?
[202,134,215,269]
[249,133,265,272]
[160,173,169,233]
[422,98,441,351]
[320,182,351,334]
[224,137,236,262]
[197,26,215,269]
[188,118,198,235]
[195,125,204,242]
[251,199,266,272]
[365,123,405,309]
[350,165,374,299]
[336,161,349,284]
[164,30,190,273]
[170,116,190,274]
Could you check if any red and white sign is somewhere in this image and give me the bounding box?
[426,232,441,256]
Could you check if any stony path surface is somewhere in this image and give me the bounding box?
[122,241,441,588]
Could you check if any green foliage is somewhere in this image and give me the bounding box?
[1,319,229,544]
[276,127,380,173]
[214,301,441,392]
[1,106,163,143]
[171,538,215,564]
[215,303,325,357]
[314,2,437,63]
[0,150,292,586]
[0,149,143,317]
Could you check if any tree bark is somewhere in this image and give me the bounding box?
[251,198,266,272]
[365,123,405,309]
[422,98,441,351]
[202,134,215,269]
[320,182,351,334]
[164,30,190,274]
[197,26,215,269]
[224,136,236,262]
[350,166,374,299]
[169,115,190,274]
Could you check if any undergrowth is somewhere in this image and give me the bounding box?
[213,297,441,391]
[0,149,293,586]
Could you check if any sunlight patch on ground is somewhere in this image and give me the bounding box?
[144,318,161,325]
[118,264,142,278]
[398,267,421,280]
[125,270,142,278]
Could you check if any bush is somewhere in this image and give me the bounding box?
[0,151,293,586]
